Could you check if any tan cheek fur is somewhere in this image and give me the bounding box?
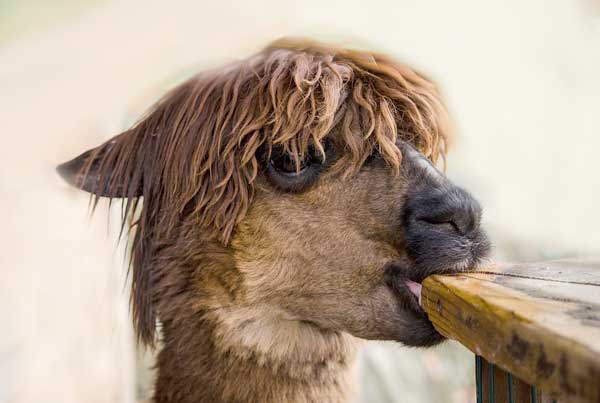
[225,166,408,340]
[138,163,420,403]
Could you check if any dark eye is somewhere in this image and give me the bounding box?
[265,143,330,192]
[270,151,312,176]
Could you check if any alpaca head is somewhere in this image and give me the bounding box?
[58,39,490,351]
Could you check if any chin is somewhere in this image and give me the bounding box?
[381,267,446,347]
[369,304,445,347]
[392,315,446,347]
[361,282,445,347]
[390,293,446,347]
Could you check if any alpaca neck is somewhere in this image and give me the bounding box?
[153,306,360,403]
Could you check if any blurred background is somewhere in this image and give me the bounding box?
[1,0,599,402]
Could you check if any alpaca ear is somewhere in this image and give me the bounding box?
[57,135,143,198]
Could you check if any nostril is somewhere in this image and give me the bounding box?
[416,203,478,236]
[419,217,464,235]
[407,187,483,238]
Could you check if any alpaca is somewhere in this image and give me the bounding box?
[57,38,490,403]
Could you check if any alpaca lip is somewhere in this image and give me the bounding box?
[405,280,422,306]
[385,275,424,315]
[384,263,426,311]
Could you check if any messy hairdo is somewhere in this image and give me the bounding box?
[65,38,449,344]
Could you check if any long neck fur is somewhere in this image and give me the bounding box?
[153,309,359,403]
[149,240,359,403]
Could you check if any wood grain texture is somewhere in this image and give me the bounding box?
[422,260,600,403]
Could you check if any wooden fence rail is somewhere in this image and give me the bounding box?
[421,260,600,403]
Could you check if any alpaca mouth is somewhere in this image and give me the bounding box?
[384,267,427,315]
[385,256,482,315]
[405,280,422,306]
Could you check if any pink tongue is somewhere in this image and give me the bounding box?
[405,280,422,306]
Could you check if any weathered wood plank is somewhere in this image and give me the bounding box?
[422,260,600,403]
[477,260,600,286]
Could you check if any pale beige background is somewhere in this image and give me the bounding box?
[1,1,599,402]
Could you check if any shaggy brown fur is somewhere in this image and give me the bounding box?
[58,38,487,403]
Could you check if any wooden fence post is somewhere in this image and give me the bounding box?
[422,260,600,403]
